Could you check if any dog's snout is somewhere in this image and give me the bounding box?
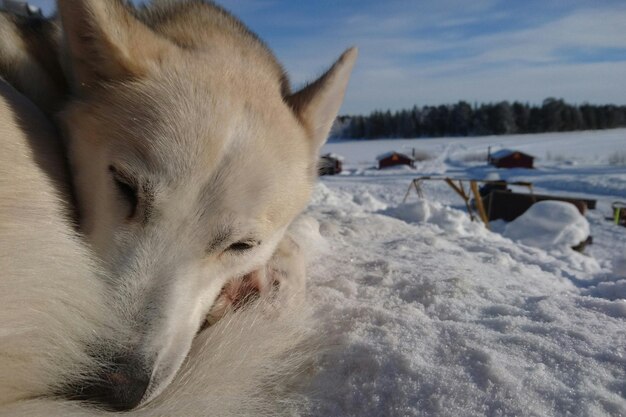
[73,357,150,411]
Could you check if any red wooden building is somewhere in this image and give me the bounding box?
[488,149,534,169]
[377,151,415,169]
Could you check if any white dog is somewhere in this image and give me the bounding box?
[0,0,356,413]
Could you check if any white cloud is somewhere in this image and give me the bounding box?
[279,4,626,113]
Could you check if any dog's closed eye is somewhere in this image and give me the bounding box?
[109,166,139,220]
[226,241,259,252]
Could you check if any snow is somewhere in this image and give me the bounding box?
[503,200,590,250]
[301,129,626,416]
[323,152,345,161]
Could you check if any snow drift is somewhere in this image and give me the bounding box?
[304,184,625,416]
[503,200,590,250]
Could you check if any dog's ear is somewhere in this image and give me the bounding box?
[58,0,171,90]
[286,47,358,151]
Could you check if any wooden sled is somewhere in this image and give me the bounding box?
[403,176,596,227]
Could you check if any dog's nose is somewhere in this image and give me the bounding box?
[76,357,151,411]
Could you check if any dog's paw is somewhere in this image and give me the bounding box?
[205,232,307,327]
[265,234,307,304]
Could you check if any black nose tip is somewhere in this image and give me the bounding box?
[72,358,151,411]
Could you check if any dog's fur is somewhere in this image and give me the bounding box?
[0,9,66,115]
[0,0,356,413]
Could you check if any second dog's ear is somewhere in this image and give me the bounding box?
[58,0,171,91]
[286,47,358,151]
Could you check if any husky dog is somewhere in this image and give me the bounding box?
[0,0,356,413]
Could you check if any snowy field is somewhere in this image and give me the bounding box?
[302,129,626,416]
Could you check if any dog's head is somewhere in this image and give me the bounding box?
[57,0,355,410]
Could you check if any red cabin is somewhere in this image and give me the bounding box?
[377,151,415,169]
[488,149,534,169]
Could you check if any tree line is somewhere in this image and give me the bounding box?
[336,98,626,139]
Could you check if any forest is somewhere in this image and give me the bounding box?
[337,98,626,139]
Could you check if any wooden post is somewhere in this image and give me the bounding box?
[445,178,475,221]
[470,180,490,228]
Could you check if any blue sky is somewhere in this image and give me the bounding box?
[31,0,626,114]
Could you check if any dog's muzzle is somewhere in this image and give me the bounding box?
[70,356,151,411]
